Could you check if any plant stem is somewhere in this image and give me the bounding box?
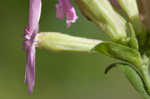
[141,66,150,95]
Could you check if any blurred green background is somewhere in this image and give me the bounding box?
[0,0,143,99]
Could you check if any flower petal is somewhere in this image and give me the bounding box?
[56,0,78,28]
[28,0,42,33]
[109,0,120,9]
[56,0,65,19]
[24,33,37,94]
[24,0,42,94]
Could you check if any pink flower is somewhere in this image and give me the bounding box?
[24,0,42,94]
[56,0,78,28]
[109,0,120,9]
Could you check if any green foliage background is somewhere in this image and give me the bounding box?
[0,0,142,99]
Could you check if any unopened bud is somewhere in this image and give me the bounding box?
[117,0,146,35]
[76,0,128,44]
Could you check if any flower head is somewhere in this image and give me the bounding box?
[24,0,42,94]
[56,0,78,28]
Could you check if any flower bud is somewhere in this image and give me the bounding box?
[117,0,146,36]
[76,0,128,44]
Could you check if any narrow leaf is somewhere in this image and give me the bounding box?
[105,62,150,99]
[94,42,142,67]
[119,65,150,99]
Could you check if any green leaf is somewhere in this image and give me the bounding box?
[105,63,150,99]
[104,62,129,74]
[94,42,142,67]
[119,65,150,99]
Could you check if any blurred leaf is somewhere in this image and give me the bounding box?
[105,62,150,99]
[119,64,150,99]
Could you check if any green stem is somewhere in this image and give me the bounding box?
[36,32,102,52]
[141,66,150,95]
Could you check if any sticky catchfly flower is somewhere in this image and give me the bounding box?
[23,0,42,94]
[56,0,78,28]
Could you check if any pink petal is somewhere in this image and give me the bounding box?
[24,0,42,94]
[56,0,78,28]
